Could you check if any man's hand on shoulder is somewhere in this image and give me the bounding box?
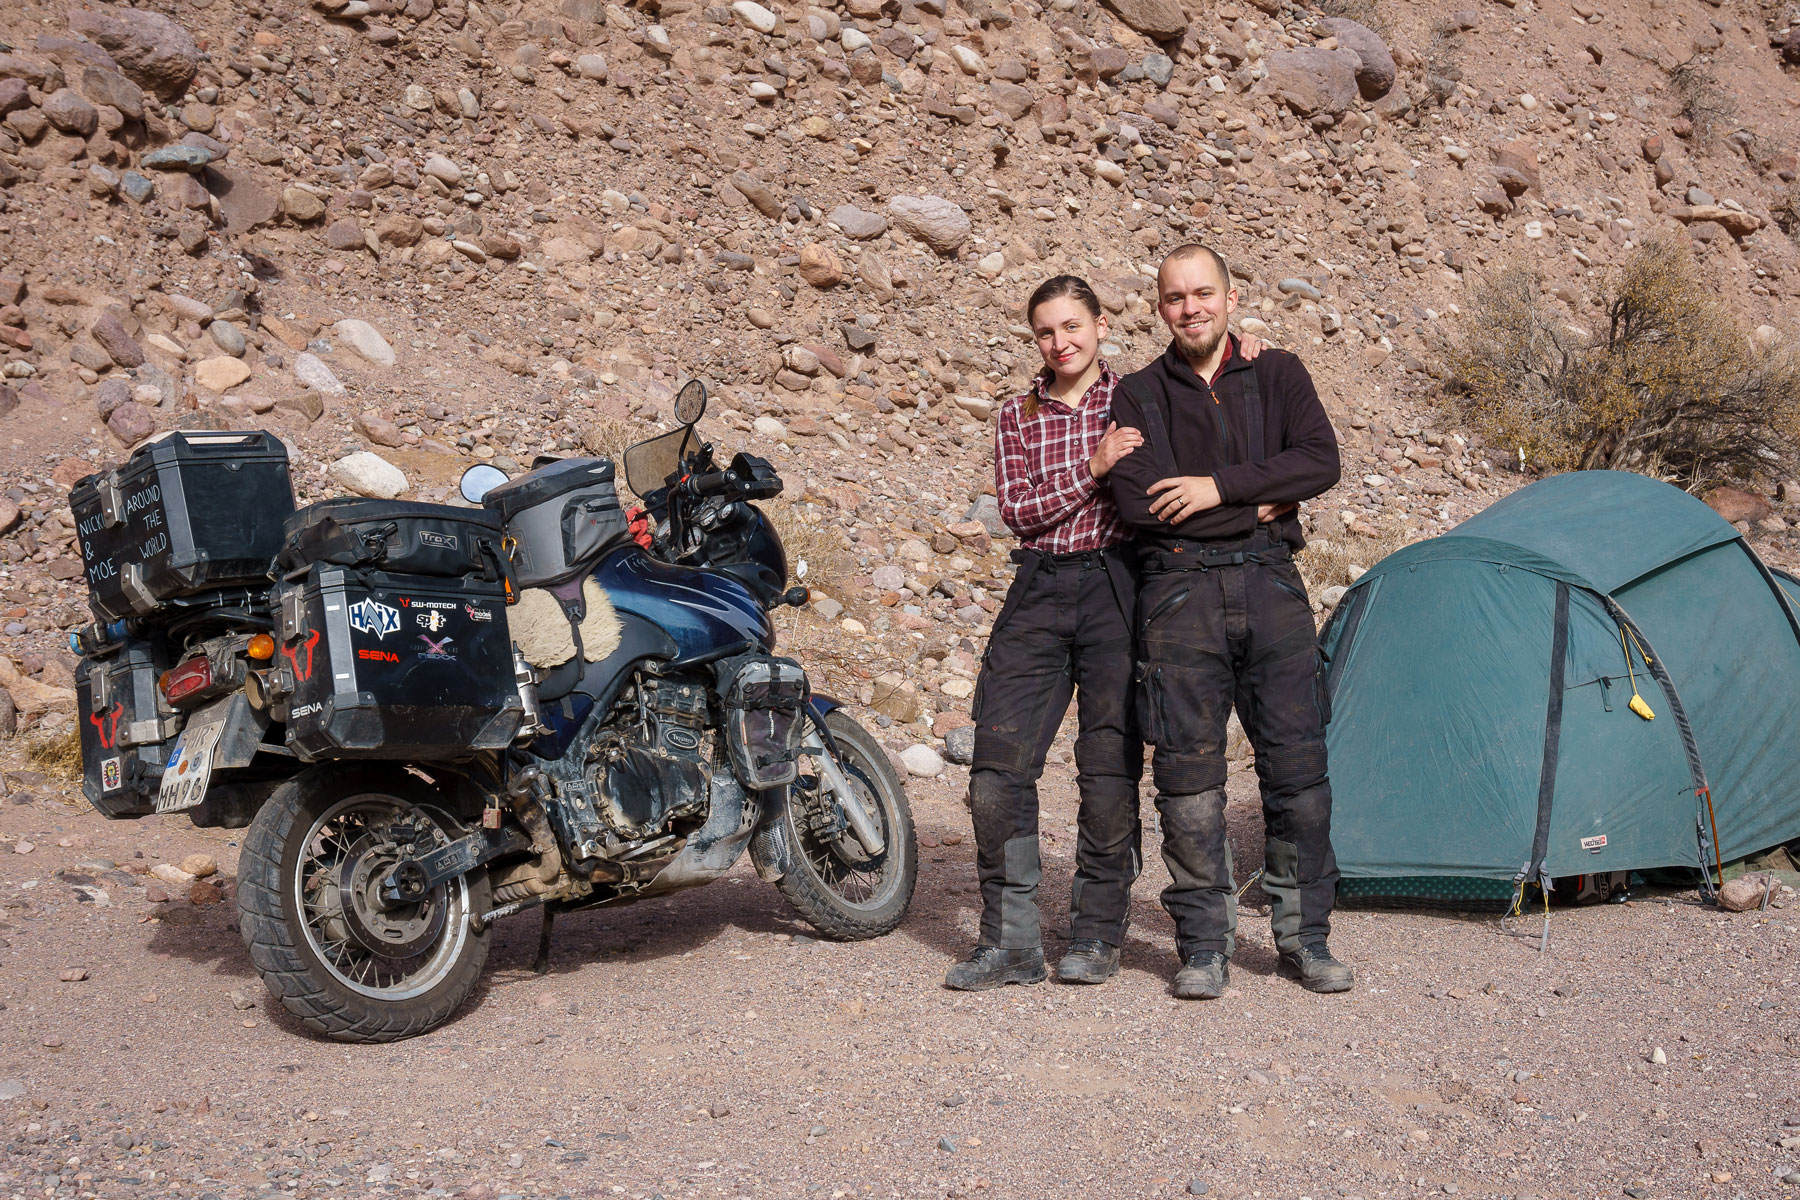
[1147,475,1222,523]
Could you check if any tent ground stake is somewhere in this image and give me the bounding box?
[1763,876,1776,911]
[1539,911,1549,954]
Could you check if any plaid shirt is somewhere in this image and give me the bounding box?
[992,363,1129,552]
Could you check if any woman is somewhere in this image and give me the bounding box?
[944,275,1262,989]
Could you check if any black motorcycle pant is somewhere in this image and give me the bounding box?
[1137,532,1339,960]
[969,547,1142,951]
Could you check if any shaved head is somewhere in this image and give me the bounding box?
[1158,243,1232,292]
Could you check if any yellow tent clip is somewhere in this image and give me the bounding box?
[1620,627,1655,721]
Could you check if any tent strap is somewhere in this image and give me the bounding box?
[1600,595,1719,899]
[1522,582,1570,888]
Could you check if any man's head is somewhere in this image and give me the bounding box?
[1156,244,1237,366]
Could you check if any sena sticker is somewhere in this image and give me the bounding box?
[416,609,447,632]
[100,756,123,792]
[288,702,323,719]
[418,633,456,661]
[464,604,493,622]
[348,598,401,640]
[419,530,459,550]
[1580,834,1608,853]
[357,648,400,663]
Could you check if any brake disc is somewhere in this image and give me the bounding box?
[337,831,446,959]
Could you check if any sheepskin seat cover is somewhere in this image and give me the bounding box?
[511,579,622,669]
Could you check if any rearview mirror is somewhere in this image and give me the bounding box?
[674,379,707,426]
[459,463,510,504]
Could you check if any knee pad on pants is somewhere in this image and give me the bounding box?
[972,727,1035,776]
[1074,729,1142,780]
[1151,750,1227,796]
[1257,740,1328,798]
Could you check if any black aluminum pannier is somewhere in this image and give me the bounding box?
[70,431,294,620]
[480,457,628,587]
[277,499,510,584]
[716,653,809,789]
[75,637,180,818]
[272,564,521,760]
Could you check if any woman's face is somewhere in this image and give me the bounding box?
[1030,295,1107,384]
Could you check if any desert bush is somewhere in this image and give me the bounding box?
[1774,182,1800,246]
[1298,525,1417,597]
[27,726,82,782]
[1669,57,1737,142]
[766,503,853,598]
[1442,236,1800,490]
[1315,0,1389,38]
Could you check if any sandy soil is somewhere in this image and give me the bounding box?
[1,751,1796,1200]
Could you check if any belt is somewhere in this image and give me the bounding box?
[1143,535,1292,573]
[1010,546,1121,572]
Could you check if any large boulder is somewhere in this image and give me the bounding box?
[1318,17,1394,100]
[330,452,407,499]
[67,5,198,100]
[887,194,972,254]
[1265,48,1360,117]
[1099,0,1187,40]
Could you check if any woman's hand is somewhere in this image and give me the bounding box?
[1238,332,1273,359]
[1088,421,1143,480]
[1147,475,1222,523]
[1257,502,1296,523]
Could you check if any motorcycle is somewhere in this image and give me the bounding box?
[70,382,917,1042]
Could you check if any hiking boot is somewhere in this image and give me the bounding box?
[1055,938,1120,985]
[1172,950,1230,1000]
[943,945,1047,991]
[1276,942,1354,994]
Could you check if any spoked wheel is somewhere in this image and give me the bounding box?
[237,767,490,1042]
[775,709,917,939]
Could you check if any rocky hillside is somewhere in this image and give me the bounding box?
[2,0,1799,764]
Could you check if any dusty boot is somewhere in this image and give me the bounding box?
[1172,950,1230,1000]
[1056,938,1120,984]
[1276,942,1354,994]
[944,945,1048,991]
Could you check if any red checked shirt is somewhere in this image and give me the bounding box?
[992,363,1128,553]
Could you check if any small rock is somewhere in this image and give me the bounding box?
[58,967,88,982]
[91,311,146,368]
[333,319,395,367]
[325,218,367,251]
[731,0,779,34]
[798,243,845,288]
[900,744,946,777]
[828,204,887,239]
[1649,1046,1666,1065]
[937,1136,956,1153]
[178,853,217,878]
[194,356,251,392]
[105,401,155,445]
[42,88,99,137]
[330,451,408,499]
[140,145,213,171]
[943,725,975,764]
[1187,1183,1210,1197]
[753,415,789,439]
[281,187,326,222]
[887,194,971,255]
[294,352,347,398]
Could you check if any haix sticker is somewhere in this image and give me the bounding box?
[1580,834,1608,853]
[419,530,459,550]
[416,609,447,633]
[464,604,493,622]
[100,756,122,792]
[418,633,456,661]
[348,598,401,640]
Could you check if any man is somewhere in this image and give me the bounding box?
[1107,243,1352,999]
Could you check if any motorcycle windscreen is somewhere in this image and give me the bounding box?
[623,425,694,499]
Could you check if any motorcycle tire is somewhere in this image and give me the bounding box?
[237,765,490,1042]
[776,709,918,940]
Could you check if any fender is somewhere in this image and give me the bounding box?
[807,693,843,722]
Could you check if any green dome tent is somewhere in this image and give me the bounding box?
[1320,470,1800,904]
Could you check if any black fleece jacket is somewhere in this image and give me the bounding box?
[1110,336,1342,551]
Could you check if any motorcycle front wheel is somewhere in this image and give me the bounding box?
[237,766,490,1042]
[775,709,918,939]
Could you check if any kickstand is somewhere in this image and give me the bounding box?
[533,906,555,975]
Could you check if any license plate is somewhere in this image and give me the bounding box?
[156,715,225,814]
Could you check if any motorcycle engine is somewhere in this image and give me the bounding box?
[587,676,709,844]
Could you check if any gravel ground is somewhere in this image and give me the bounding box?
[1,752,1797,1200]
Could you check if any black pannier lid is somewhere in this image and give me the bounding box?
[481,457,617,523]
[277,498,505,579]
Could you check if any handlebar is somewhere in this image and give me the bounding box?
[684,470,736,497]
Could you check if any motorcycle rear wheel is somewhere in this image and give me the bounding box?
[776,710,917,940]
[237,766,490,1042]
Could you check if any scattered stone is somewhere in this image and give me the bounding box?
[90,312,146,368]
[294,352,348,398]
[178,853,217,878]
[1318,18,1395,99]
[334,319,396,367]
[140,145,213,171]
[943,725,975,764]
[330,451,408,499]
[798,243,845,288]
[1265,48,1359,118]
[900,744,946,777]
[828,204,887,239]
[731,0,779,34]
[1703,486,1772,525]
[281,187,327,222]
[887,194,972,254]
[42,88,98,137]
[1718,873,1774,912]
[1099,0,1187,39]
[194,356,251,392]
[67,4,200,99]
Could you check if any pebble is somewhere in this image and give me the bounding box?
[1188,1183,1209,1197]
[753,415,788,439]
[1649,1047,1666,1065]
[331,451,408,499]
[333,318,395,367]
[194,356,251,392]
[731,0,778,33]
[294,352,347,398]
[900,744,946,777]
[179,853,217,878]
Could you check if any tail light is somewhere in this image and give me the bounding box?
[158,656,214,705]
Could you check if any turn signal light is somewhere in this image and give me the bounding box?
[247,633,276,661]
[158,656,214,704]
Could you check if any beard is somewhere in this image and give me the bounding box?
[1172,320,1226,364]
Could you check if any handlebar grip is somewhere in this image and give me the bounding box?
[687,470,735,496]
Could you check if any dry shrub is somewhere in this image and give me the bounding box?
[27,726,83,783]
[1669,58,1736,142]
[1774,182,1800,247]
[1315,0,1389,38]
[765,504,853,597]
[1298,525,1417,596]
[1442,236,1800,491]
[580,414,636,465]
